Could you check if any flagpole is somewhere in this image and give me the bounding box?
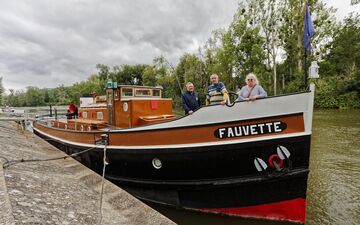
[304,50,307,89]
[303,1,307,89]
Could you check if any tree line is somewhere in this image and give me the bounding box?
[1,0,359,109]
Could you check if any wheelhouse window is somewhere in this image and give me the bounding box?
[107,92,113,105]
[122,88,133,97]
[135,89,151,97]
[97,112,103,120]
[114,90,119,100]
[152,89,161,97]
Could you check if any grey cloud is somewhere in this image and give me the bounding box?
[0,0,239,91]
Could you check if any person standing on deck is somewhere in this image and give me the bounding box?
[67,102,78,119]
[207,74,229,105]
[237,73,267,101]
[181,82,201,115]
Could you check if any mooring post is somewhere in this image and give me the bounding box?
[49,104,53,117]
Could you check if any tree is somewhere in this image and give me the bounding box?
[316,13,360,108]
[224,2,267,91]
[96,64,110,81]
[25,86,45,106]
[278,0,337,93]
[323,13,360,79]
[257,0,282,94]
[112,64,147,85]
[142,66,157,86]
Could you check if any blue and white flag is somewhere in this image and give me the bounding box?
[304,3,315,53]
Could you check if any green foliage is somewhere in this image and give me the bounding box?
[315,75,360,109]
[96,64,110,81]
[325,14,360,77]
[142,66,157,86]
[174,53,208,104]
[25,87,45,106]
[112,64,148,85]
[315,13,360,108]
[2,2,359,109]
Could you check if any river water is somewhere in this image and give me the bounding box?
[149,110,360,225]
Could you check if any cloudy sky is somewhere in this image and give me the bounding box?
[0,0,359,92]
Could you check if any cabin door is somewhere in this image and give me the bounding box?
[106,89,115,125]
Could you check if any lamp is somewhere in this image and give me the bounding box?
[308,61,319,79]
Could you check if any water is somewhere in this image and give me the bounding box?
[307,110,360,225]
[148,110,360,225]
[0,105,68,118]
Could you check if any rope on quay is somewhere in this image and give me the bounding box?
[1,145,97,169]
[0,156,10,166]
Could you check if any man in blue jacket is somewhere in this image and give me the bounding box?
[181,82,201,115]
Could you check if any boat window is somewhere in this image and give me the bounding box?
[122,88,133,97]
[135,89,151,97]
[107,92,113,105]
[114,89,119,100]
[152,89,161,97]
[83,111,88,119]
[97,112,103,120]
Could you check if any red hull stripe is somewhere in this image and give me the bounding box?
[198,198,306,223]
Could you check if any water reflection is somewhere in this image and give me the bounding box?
[149,110,360,225]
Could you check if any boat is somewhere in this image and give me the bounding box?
[32,81,316,224]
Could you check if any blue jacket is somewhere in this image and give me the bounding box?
[181,91,201,114]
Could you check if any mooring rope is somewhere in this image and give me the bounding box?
[0,156,10,167]
[1,146,97,169]
[98,141,108,225]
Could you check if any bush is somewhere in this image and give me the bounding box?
[338,92,360,109]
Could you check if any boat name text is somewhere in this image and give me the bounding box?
[214,121,287,139]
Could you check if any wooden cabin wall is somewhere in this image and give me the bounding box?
[114,100,132,128]
[79,108,108,122]
[114,99,173,128]
[130,99,173,127]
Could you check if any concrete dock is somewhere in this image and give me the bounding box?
[0,121,176,225]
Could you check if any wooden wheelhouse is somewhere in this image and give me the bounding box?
[53,83,175,131]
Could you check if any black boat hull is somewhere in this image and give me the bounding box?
[34,128,310,223]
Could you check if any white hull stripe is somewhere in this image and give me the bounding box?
[33,126,311,150]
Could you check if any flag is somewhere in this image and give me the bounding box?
[304,3,315,53]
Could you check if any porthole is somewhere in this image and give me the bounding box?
[80,125,84,131]
[123,102,128,112]
[152,158,162,169]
